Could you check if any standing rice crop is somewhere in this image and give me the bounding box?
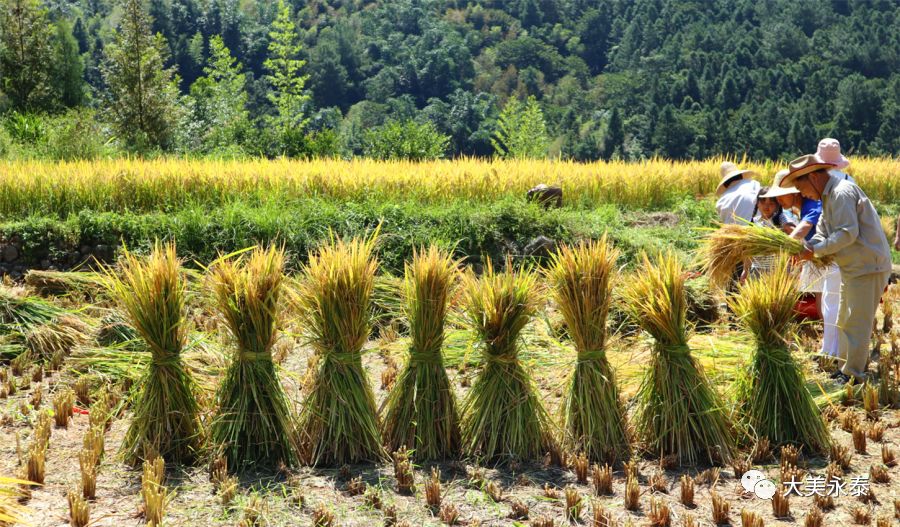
[621,251,734,466]
[729,257,831,453]
[105,242,201,464]
[293,233,384,465]
[382,246,462,459]
[699,223,832,287]
[546,237,631,464]
[460,258,554,461]
[209,246,298,470]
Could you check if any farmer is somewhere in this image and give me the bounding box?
[715,161,760,225]
[811,138,854,358]
[715,162,760,289]
[787,154,892,384]
[761,170,825,298]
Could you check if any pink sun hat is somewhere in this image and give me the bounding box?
[814,138,850,170]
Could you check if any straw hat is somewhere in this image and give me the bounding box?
[814,138,850,170]
[760,169,799,198]
[716,161,758,196]
[781,154,835,187]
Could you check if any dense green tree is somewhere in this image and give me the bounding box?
[102,0,182,151]
[187,35,249,151]
[0,0,54,111]
[492,95,548,159]
[51,21,86,108]
[264,0,310,135]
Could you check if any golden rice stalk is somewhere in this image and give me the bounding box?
[460,257,554,461]
[699,223,832,288]
[293,232,385,465]
[546,236,630,464]
[382,245,462,460]
[209,246,299,470]
[621,251,735,465]
[104,242,201,465]
[141,456,169,525]
[67,489,90,527]
[0,477,33,525]
[729,257,831,454]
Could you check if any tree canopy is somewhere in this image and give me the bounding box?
[0,0,898,159]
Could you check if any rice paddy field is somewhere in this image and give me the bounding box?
[0,158,900,527]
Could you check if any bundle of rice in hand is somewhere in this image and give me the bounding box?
[622,251,734,466]
[382,246,462,460]
[294,232,385,465]
[699,223,832,288]
[546,236,630,464]
[460,257,554,461]
[105,242,201,465]
[729,255,831,453]
[210,245,299,470]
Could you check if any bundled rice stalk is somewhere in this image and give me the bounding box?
[95,311,141,347]
[0,287,65,329]
[699,223,833,287]
[621,251,735,465]
[25,270,107,299]
[546,237,631,464]
[728,256,831,454]
[460,257,554,461]
[104,242,201,464]
[209,246,298,470]
[381,246,461,459]
[293,233,384,465]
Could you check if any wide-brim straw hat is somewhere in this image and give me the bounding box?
[782,154,835,187]
[760,169,799,198]
[814,138,850,170]
[716,161,758,196]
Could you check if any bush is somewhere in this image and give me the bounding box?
[363,119,449,161]
[40,110,111,160]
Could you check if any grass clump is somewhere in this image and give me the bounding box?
[546,236,630,464]
[621,251,734,466]
[209,245,299,470]
[294,233,384,465]
[381,246,461,459]
[460,257,554,461]
[105,242,201,464]
[729,257,831,453]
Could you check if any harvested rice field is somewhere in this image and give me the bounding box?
[0,262,899,527]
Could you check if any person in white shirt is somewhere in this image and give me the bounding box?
[715,162,760,290]
[715,161,760,224]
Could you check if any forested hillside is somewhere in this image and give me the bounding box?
[1,0,898,159]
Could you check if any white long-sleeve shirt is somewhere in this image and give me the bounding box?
[715,179,760,224]
[810,174,892,278]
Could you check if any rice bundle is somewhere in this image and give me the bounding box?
[381,246,461,459]
[210,246,298,470]
[621,251,734,465]
[729,256,831,453]
[105,242,201,464]
[0,287,65,329]
[699,223,832,287]
[24,270,107,299]
[460,258,553,461]
[294,233,384,465]
[546,237,630,464]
